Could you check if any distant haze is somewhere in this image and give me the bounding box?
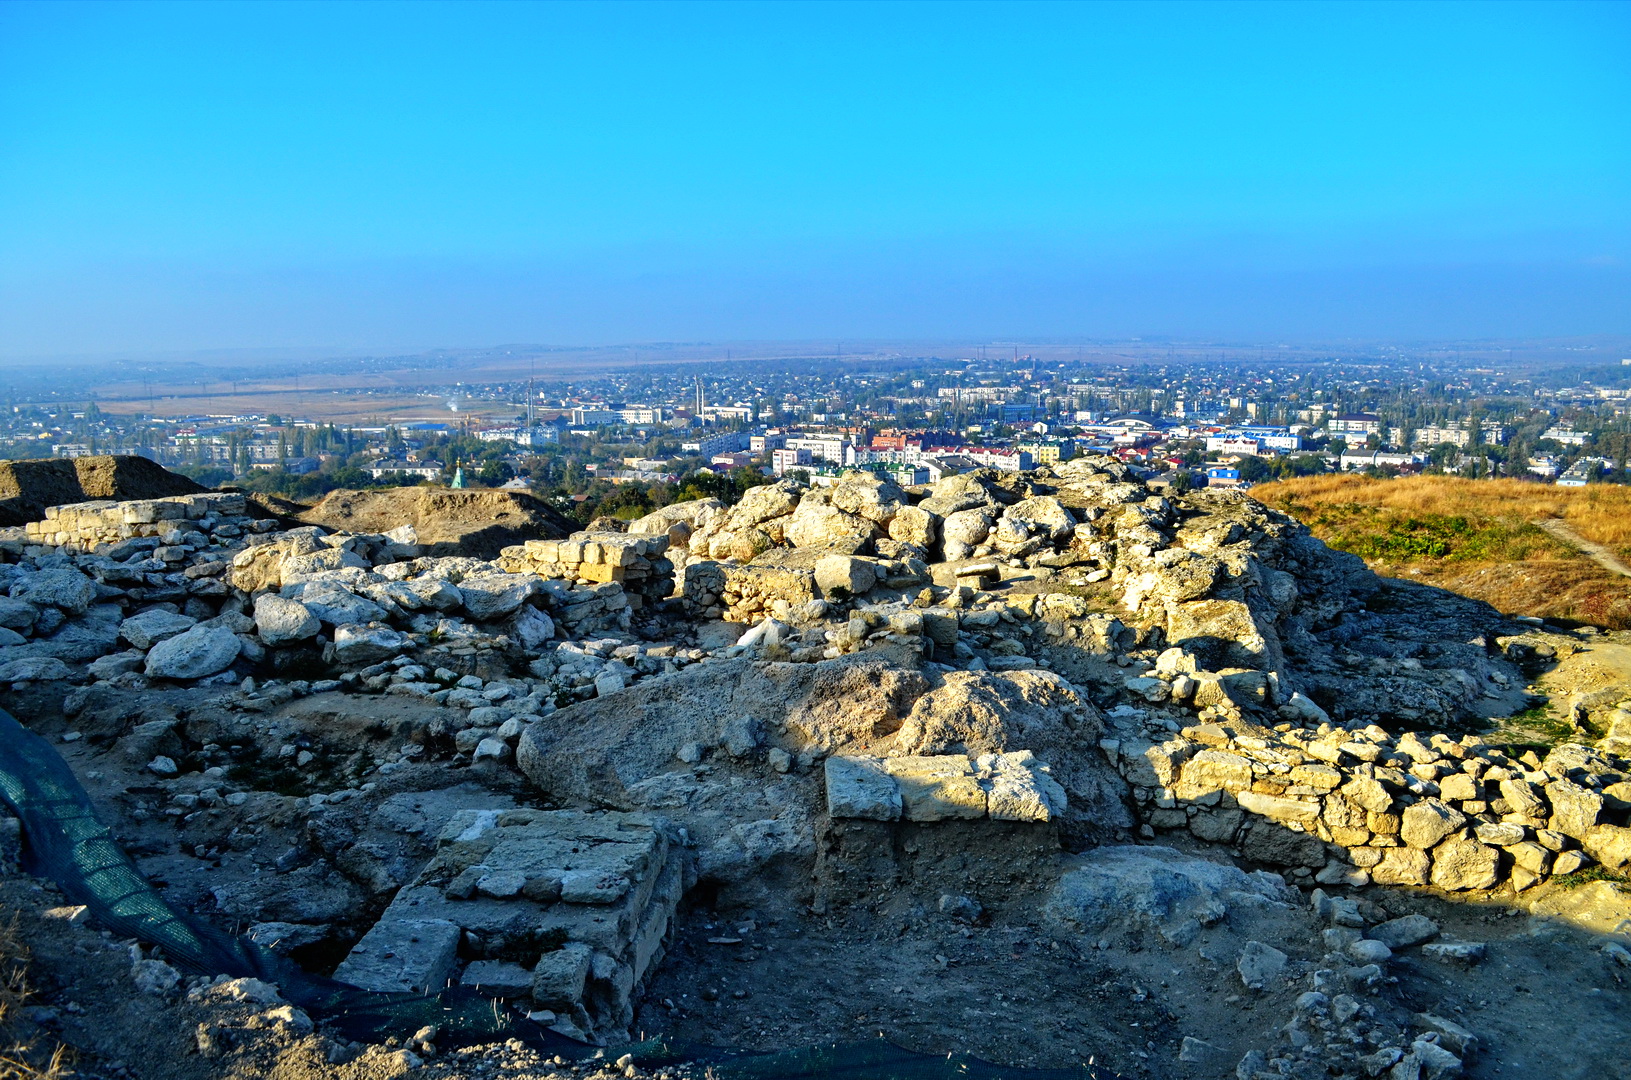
[1,1,1627,358]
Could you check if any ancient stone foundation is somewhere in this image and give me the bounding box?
[21,493,263,553]
[334,807,690,1044]
[1110,721,1631,893]
[498,531,674,606]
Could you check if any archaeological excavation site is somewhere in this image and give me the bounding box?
[1,455,1628,1080]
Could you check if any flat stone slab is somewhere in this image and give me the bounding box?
[332,918,461,994]
[824,751,1067,823]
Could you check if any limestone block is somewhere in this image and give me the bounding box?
[1429,836,1499,891]
[1236,790,1321,823]
[814,554,877,598]
[1583,824,1631,869]
[1546,779,1603,839]
[119,608,197,650]
[1499,778,1548,822]
[1474,822,1527,847]
[1507,841,1553,874]
[1400,799,1466,849]
[983,755,1068,822]
[885,756,987,821]
[144,625,241,680]
[1369,847,1431,887]
[824,756,902,821]
[1175,750,1254,800]
[531,943,594,1010]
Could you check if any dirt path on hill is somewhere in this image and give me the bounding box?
[1536,518,1631,579]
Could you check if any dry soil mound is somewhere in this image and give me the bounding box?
[0,455,204,526]
[298,486,576,557]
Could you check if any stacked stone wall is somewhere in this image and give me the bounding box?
[498,531,673,605]
[1108,721,1631,893]
[22,493,264,553]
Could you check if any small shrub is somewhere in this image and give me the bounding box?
[1554,864,1631,890]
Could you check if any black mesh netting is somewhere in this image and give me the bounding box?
[0,706,1119,1078]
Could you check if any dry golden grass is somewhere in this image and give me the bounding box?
[0,918,71,1080]
[1251,474,1631,628]
[1253,474,1631,557]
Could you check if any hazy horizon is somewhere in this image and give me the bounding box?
[2,1,1627,359]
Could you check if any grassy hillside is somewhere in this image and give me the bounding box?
[1250,475,1631,628]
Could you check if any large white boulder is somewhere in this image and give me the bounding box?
[144,625,242,680]
[119,609,198,650]
[333,624,408,665]
[456,574,539,620]
[253,594,321,645]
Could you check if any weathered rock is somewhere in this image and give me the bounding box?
[1582,824,1631,869]
[939,509,993,561]
[457,574,539,620]
[1528,880,1631,934]
[1401,799,1466,849]
[288,582,386,626]
[920,471,1012,516]
[784,498,874,553]
[517,655,930,806]
[1236,941,1288,989]
[0,657,72,682]
[824,756,901,820]
[1369,847,1431,887]
[829,472,907,527]
[12,569,95,614]
[1367,913,1439,949]
[1045,845,1295,947]
[813,555,877,598]
[332,919,462,994]
[894,669,1126,832]
[252,594,321,645]
[333,625,408,665]
[1546,779,1603,839]
[1429,835,1500,891]
[0,597,38,631]
[888,506,939,547]
[118,609,198,650]
[144,625,241,680]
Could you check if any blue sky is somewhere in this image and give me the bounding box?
[1,0,1627,357]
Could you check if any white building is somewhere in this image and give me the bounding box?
[1339,451,1425,471]
[1542,426,1590,447]
[772,447,813,476]
[1329,413,1382,437]
[784,435,849,463]
[367,459,443,480]
[682,431,749,458]
[570,407,623,426]
[1206,436,1269,457]
[960,448,1033,472]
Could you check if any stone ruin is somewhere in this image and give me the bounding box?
[0,457,1629,1079]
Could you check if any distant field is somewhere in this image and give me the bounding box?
[1250,474,1631,628]
[94,388,520,424]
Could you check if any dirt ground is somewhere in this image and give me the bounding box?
[6,637,1631,1079]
